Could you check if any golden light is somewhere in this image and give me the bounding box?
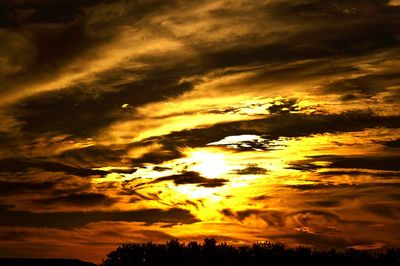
[184,148,231,178]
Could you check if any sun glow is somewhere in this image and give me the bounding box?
[184,149,231,178]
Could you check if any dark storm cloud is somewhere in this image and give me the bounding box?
[33,192,117,207]
[146,171,228,188]
[235,209,262,221]
[221,208,235,218]
[57,145,128,169]
[118,183,157,201]
[2,0,399,141]
[202,25,398,73]
[267,98,300,114]
[201,0,400,71]
[0,205,199,229]
[0,0,399,257]
[318,170,400,178]
[223,207,378,231]
[130,146,183,166]
[9,75,195,137]
[234,165,268,175]
[291,210,342,225]
[0,174,119,210]
[260,211,287,228]
[223,209,286,228]
[289,155,400,172]
[0,180,55,195]
[325,71,400,100]
[140,110,400,160]
[251,195,272,201]
[376,138,400,148]
[313,200,342,208]
[0,157,107,177]
[0,0,107,90]
[0,0,99,26]
[0,0,180,95]
[285,182,400,191]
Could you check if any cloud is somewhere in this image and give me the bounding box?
[146,171,228,188]
[0,0,184,103]
[313,200,342,208]
[33,193,117,207]
[267,233,351,250]
[145,110,400,155]
[0,205,199,229]
[0,180,55,195]
[0,0,400,261]
[0,157,108,177]
[364,203,400,219]
[222,209,286,228]
[289,155,400,172]
[325,71,400,98]
[8,73,195,138]
[234,165,268,175]
[376,138,400,148]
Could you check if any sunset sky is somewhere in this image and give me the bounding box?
[1,0,400,263]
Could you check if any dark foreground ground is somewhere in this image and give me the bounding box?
[0,258,96,266]
[101,239,400,266]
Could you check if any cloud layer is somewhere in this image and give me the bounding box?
[0,0,399,263]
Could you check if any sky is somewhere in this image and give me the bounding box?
[0,0,400,263]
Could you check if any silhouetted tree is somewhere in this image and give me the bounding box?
[101,239,400,266]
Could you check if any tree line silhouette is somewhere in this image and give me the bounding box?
[101,239,400,266]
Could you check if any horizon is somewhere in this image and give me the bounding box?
[0,0,400,264]
[1,239,398,265]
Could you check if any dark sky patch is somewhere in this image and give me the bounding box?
[312,200,343,208]
[0,0,399,260]
[284,182,400,191]
[376,138,400,148]
[130,147,183,166]
[147,171,228,188]
[0,180,55,195]
[0,157,108,177]
[146,110,400,154]
[267,233,352,250]
[364,203,400,219]
[33,192,117,207]
[291,155,400,172]
[0,205,199,229]
[58,145,128,168]
[234,165,268,175]
[0,0,181,98]
[9,75,195,138]
[325,71,400,98]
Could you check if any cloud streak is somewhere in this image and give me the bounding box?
[0,0,400,262]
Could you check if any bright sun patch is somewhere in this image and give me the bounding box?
[183,148,231,178]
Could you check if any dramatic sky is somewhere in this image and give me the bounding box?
[1,0,400,263]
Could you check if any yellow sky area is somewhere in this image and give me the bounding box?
[91,127,400,221]
[0,0,292,107]
[389,0,400,6]
[0,27,190,105]
[13,212,396,264]
[101,106,260,145]
[1,1,400,263]
[96,52,400,147]
[4,128,397,262]
[5,221,266,263]
[97,71,318,146]
[151,0,301,49]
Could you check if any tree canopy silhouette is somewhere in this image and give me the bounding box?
[101,239,400,266]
